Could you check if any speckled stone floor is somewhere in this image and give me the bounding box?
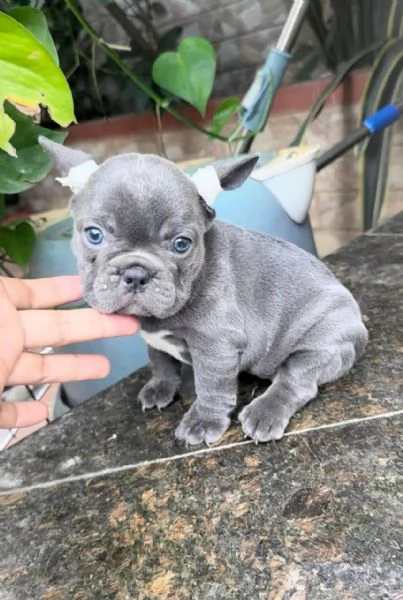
[1,214,402,600]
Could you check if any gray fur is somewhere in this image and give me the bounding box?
[40,139,368,445]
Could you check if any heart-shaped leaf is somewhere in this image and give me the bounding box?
[0,102,66,195]
[0,9,75,155]
[10,7,59,66]
[152,36,216,116]
[210,97,241,136]
[0,221,36,267]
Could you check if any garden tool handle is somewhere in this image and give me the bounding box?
[316,101,403,172]
[238,0,310,155]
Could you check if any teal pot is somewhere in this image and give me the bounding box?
[29,150,317,406]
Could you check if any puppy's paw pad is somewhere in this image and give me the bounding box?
[238,400,288,444]
[175,408,230,446]
[138,379,177,411]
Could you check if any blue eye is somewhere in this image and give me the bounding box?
[173,236,191,253]
[84,227,104,246]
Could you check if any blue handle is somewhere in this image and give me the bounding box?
[363,104,401,133]
[240,47,291,132]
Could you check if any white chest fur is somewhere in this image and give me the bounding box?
[140,329,190,364]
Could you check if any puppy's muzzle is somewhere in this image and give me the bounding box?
[121,265,151,293]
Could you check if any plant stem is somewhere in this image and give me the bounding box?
[64,0,230,142]
[155,103,168,158]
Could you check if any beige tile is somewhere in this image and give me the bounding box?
[380,188,403,222]
[387,143,403,191]
[310,190,362,232]
[314,229,359,258]
[161,130,215,162]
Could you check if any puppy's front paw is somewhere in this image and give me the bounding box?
[239,396,289,443]
[175,405,230,446]
[138,378,178,411]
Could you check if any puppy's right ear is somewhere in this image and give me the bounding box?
[38,136,92,176]
[39,136,99,195]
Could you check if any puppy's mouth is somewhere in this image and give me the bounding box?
[85,254,178,318]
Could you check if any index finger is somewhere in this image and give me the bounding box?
[1,276,83,309]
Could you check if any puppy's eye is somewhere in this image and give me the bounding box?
[84,227,104,246]
[173,236,191,254]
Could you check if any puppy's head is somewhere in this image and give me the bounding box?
[40,138,258,318]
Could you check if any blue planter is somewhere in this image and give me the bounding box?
[29,151,317,406]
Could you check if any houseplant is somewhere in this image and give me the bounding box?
[0,5,75,444]
[0,5,74,274]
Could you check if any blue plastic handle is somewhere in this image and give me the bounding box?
[363,104,400,133]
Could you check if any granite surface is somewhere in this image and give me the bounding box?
[1,214,403,599]
[371,210,403,234]
[1,418,402,600]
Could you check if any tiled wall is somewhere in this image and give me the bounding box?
[80,0,326,98]
[22,101,403,257]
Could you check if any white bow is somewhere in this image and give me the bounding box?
[56,160,224,206]
[56,160,99,194]
[189,165,223,206]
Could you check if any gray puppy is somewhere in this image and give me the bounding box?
[40,138,368,445]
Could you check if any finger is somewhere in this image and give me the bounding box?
[7,353,111,386]
[19,309,138,348]
[0,281,24,387]
[2,275,83,309]
[0,400,48,429]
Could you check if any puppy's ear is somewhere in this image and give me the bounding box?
[215,154,259,190]
[39,136,99,195]
[38,136,92,176]
[190,154,259,213]
[198,194,216,224]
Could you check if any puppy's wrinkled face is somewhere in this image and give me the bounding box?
[71,154,212,318]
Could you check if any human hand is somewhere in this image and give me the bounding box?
[0,275,138,429]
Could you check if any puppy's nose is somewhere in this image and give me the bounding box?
[121,266,151,291]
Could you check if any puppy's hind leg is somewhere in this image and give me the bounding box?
[239,319,367,443]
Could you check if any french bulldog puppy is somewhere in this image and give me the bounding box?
[40,138,368,445]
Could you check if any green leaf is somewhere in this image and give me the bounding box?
[152,36,216,116]
[10,7,59,65]
[210,97,241,136]
[359,38,403,229]
[0,10,75,154]
[358,36,403,157]
[0,109,16,156]
[290,40,384,146]
[0,221,36,267]
[0,102,66,194]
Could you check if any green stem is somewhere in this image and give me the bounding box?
[155,103,168,158]
[64,0,230,142]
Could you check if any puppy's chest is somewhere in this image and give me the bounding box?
[140,328,191,364]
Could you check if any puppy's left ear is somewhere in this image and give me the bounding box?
[214,154,259,190]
